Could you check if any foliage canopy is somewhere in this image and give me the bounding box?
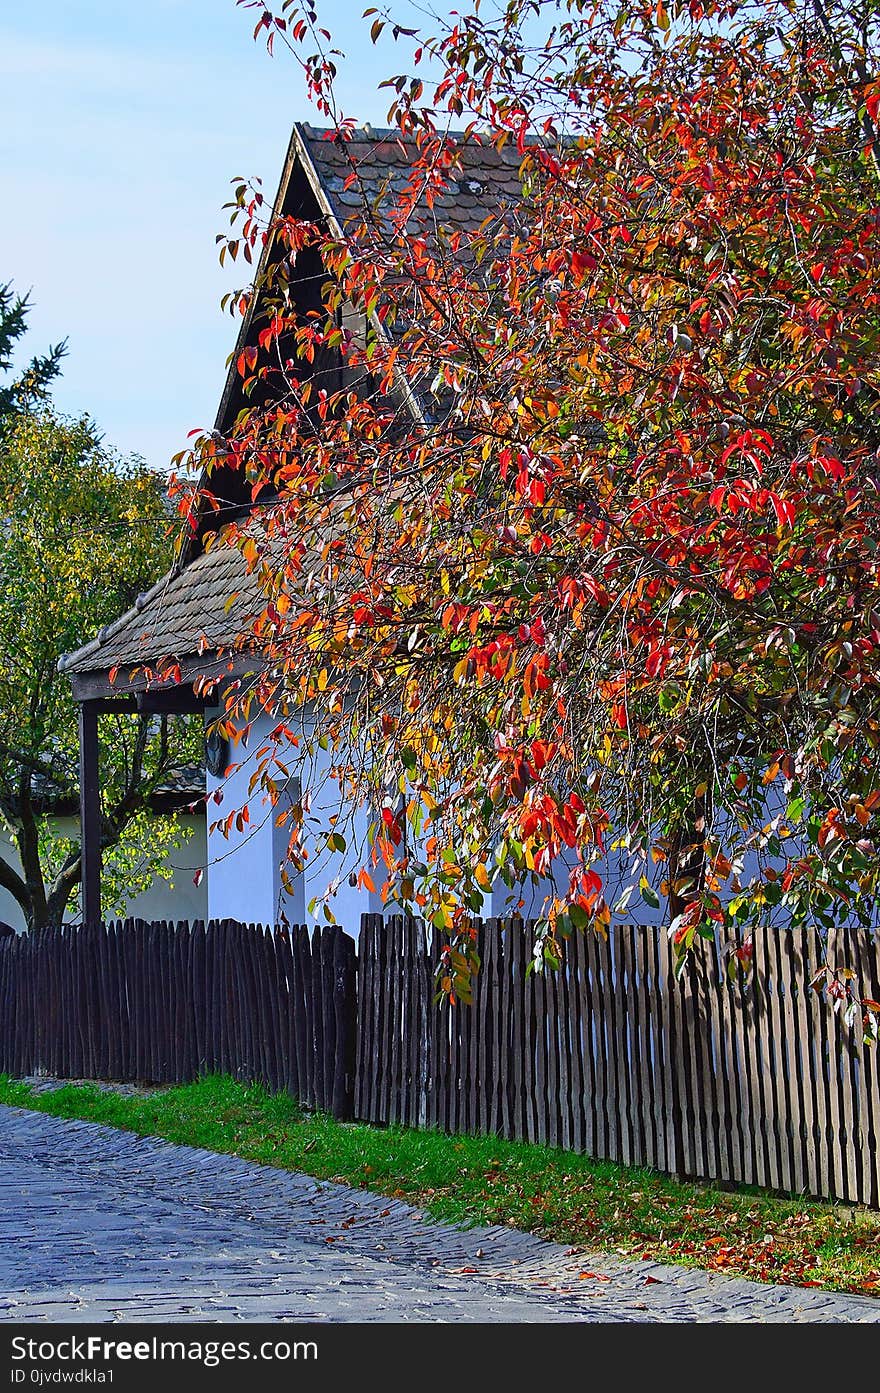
[176,0,880,1001]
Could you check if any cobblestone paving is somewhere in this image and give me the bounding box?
[1,1106,877,1323]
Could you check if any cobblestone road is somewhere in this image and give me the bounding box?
[1,1106,877,1323]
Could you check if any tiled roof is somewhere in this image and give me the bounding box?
[297,122,527,239]
[28,762,205,815]
[59,540,268,677]
[296,124,529,426]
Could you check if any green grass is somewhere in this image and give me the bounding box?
[1,1073,878,1296]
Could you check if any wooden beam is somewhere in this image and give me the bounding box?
[68,652,263,703]
[136,688,208,715]
[78,700,101,925]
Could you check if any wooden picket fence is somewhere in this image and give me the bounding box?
[355,915,880,1208]
[0,919,356,1118]
[0,914,878,1206]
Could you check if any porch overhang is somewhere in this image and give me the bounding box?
[57,534,273,925]
[65,655,262,926]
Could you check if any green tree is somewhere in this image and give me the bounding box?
[0,281,66,416]
[0,286,200,929]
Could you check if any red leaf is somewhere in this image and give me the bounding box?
[769,493,795,528]
[571,250,594,283]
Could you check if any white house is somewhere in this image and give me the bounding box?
[59,122,665,937]
[55,125,524,931]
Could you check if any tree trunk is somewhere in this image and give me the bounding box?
[45,852,82,928]
[15,791,47,930]
[0,852,31,926]
[666,790,708,924]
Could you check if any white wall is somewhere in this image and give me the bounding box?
[0,814,208,933]
[205,707,382,934]
[206,708,292,926]
[198,718,880,940]
[205,708,756,937]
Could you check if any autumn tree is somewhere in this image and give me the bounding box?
[176,0,880,1003]
[0,286,201,929]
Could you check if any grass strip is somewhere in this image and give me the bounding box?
[1,1073,877,1296]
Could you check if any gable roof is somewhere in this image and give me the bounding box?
[60,122,526,698]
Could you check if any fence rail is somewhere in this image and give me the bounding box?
[0,915,878,1206]
[0,919,356,1118]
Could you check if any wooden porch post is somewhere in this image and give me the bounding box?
[78,699,101,924]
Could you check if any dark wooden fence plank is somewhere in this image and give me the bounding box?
[498,920,514,1139]
[791,927,820,1197]
[450,932,466,1135]
[766,928,791,1192]
[567,928,587,1155]
[414,919,431,1125]
[613,926,636,1167]
[695,952,720,1184]
[393,917,407,1122]
[482,922,496,1134]
[554,944,571,1152]
[430,924,445,1132]
[837,927,864,1205]
[631,928,653,1168]
[750,932,775,1189]
[277,927,297,1097]
[359,916,373,1121]
[714,944,740,1186]
[822,941,849,1201]
[531,946,547,1146]
[855,929,880,1208]
[466,923,481,1135]
[776,929,805,1197]
[582,930,607,1160]
[292,923,308,1102]
[508,931,524,1139]
[579,928,601,1159]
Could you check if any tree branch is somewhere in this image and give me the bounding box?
[0,852,30,920]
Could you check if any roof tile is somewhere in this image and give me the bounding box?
[63,541,268,676]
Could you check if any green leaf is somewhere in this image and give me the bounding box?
[639,875,660,909]
[569,902,590,930]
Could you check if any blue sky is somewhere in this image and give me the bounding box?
[1,1,426,470]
